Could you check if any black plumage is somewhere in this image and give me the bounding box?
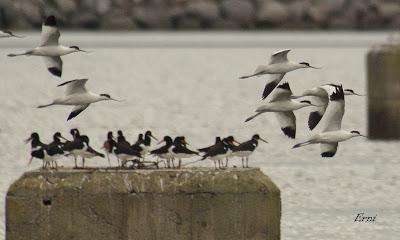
[198,137,221,153]
[281,127,295,139]
[262,81,278,100]
[44,15,57,27]
[329,85,344,101]
[308,111,323,130]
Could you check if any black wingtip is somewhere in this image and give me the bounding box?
[281,127,295,139]
[308,111,323,130]
[292,143,301,149]
[330,85,344,101]
[44,16,57,27]
[321,152,336,158]
[48,67,61,77]
[262,81,278,100]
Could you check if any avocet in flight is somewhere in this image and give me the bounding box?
[292,85,364,130]
[239,49,319,99]
[37,79,121,121]
[7,16,88,77]
[293,84,365,157]
[245,82,318,138]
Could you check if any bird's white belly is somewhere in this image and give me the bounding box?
[315,131,351,143]
[174,153,194,159]
[235,151,252,158]
[61,94,98,105]
[267,64,298,74]
[31,46,70,57]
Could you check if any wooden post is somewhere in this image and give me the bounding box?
[367,42,400,139]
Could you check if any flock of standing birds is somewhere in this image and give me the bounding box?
[2,15,366,170]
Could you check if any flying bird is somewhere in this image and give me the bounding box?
[293,84,366,157]
[239,49,319,99]
[245,82,318,138]
[37,79,121,121]
[7,15,88,77]
[292,85,364,130]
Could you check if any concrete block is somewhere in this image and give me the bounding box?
[6,168,281,240]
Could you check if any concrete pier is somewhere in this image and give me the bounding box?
[367,42,400,139]
[6,168,281,240]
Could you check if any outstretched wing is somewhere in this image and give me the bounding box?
[262,73,285,100]
[320,143,338,157]
[58,79,89,95]
[269,49,291,64]
[275,111,296,138]
[43,56,62,77]
[40,16,60,46]
[67,104,89,121]
[312,85,345,133]
[307,96,328,130]
[269,82,293,102]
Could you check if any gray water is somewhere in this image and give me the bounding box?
[0,32,399,239]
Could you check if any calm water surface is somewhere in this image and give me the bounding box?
[0,32,399,239]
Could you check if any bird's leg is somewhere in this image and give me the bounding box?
[54,160,58,170]
[225,157,229,168]
[213,160,217,170]
[242,157,244,168]
[178,159,182,169]
[171,158,175,168]
[246,157,249,168]
[74,156,77,169]
[117,158,120,167]
[106,153,111,167]
[82,158,85,168]
[27,157,33,166]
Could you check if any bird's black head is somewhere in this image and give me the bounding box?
[117,130,123,136]
[300,100,312,104]
[164,136,173,144]
[145,130,152,136]
[138,133,143,139]
[252,134,260,140]
[69,46,81,50]
[100,93,111,99]
[107,131,114,140]
[25,132,39,144]
[215,136,221,142]
[299,62,310,67]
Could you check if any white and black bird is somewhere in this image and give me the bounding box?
[25,132,46,167]
[150,136,174,168]
[131,131,158,157]
[37,79,121,121]
[233,134,268,168]
[7,15,88,77]
[171,137,199,168]
[292,85,364,130]
[45,132,66,169]
[0,30,22,38]
[293,84,366,157]
[239,49,319,99]
[199,136,238,169]
[245,82,318,138]
[104,131,141,168]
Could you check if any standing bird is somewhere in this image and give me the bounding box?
[198,137,221,153]
[233,134,268,168]
[199,136,238,169]
[0,30,23,38]
[75,135,105,167]
[25,132,47,167]
[293,85,366,157]
[150,136,174,168]
[245,82,318,138]
[45,132,66,169]
[239,49,319,99]
[103,131,117,167]
[171,137,199,168]
[291,85,364,130]
[37,79,121,121]
[7,15,88,77]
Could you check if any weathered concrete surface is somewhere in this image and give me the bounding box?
[6,168,280,240]
[367,42,400,139]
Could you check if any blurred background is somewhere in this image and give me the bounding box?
[1,1,400,240]
[0,0,399,30]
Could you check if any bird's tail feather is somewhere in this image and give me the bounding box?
[245,112,262,122]
[7,53,28,57]
[37,102,55,108]
[292,141,313,149]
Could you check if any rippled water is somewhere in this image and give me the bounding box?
[0,32,399,239]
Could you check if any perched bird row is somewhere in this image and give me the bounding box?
[241,50,365,157]
[26,129,267,169]
[4,16,119,120]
